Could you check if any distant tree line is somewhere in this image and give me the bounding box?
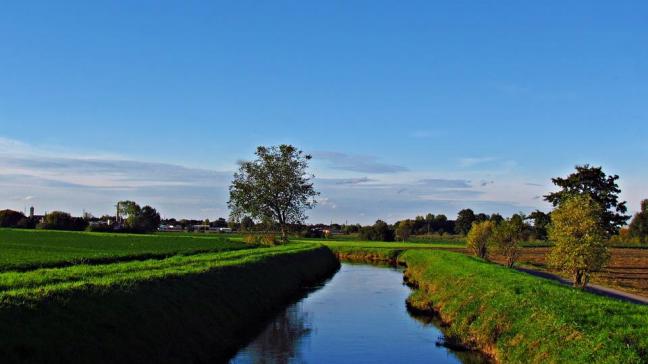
[0,200,162,234]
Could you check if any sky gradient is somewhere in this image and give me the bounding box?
[1,1,647,224]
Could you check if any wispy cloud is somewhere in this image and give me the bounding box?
[459,157,497,168]
[312,151,408,174]
[317,177,376,185]
[0,137,233,218]
[417,178,472,188]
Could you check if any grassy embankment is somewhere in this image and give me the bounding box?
[0,229,339,362]
[325,240,648,363]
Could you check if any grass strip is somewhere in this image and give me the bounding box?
[402,249,648,363]
[0,243,339,363]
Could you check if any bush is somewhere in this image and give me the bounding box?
[243,234,280,246]
[0,210,26,227]
[466,220,495,260]
[37,211,88,231]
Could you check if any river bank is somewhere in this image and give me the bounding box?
[330,244,648,363]
[0,244,339,363]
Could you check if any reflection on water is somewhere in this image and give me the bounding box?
[230,264,487,364]
[242,305,311,364]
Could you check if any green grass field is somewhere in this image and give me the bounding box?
[402,250,648,363]
[0,241,338,362]
[0,228,249,271]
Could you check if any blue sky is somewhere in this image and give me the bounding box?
[1,1,647,223]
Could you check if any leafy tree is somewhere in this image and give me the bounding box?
[396,219,413,241]
[433,214,448,234]
[629,200,648,243]
[228,145,319,241]
[240,216,255,231]
[359,220,395,242]
[491,218,523,268]
[466,220,495,260]
[475,213,490,222]
[133,205,161,233]
[544,165,629,237]
[489,213,504,224]
[0,209,26,227]
[38,211,88,231]
[527,210,551,240]
[115,201,160,233]
[425,213,435,234]
[117,200,141,226]
[548,195,609,288]
[455,209,476,235]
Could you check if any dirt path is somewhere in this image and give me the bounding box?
[514,266,648,305]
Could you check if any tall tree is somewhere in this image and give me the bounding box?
[455,209,476,235]
[544,165,629,237]
[228,145,319,241]
[629,200,648,243]
[548,195,609,288]
[425,213,435,234]
[527,210,551,240]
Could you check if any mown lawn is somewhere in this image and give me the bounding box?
[0,229,248,271]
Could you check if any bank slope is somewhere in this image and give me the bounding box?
[0,243,339,363]
[402,250,648,364]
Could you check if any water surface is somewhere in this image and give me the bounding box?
[230,263,486,364]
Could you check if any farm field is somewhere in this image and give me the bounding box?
[491,247,648,297]
[321,237,648,298]
[0,228,248,271]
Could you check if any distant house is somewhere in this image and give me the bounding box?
[159,224,183,232]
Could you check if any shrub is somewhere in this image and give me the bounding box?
[490,218,523,268]
[466,220,495,260]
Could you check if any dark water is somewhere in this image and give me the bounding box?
[230,263,487,364]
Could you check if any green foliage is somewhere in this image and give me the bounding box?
[544,164,629,236]
[0,210,26,228]
[0,244,338,362]
[527,210,550,240]
[228,145,319,240]
[0,229,247,271]
[466,220,494,259]
[402,250,648,363]
[629,199,648,243]
[242,233,280,246]
[358,220,395,242]
[116,201,161,233]
[240,216,255,231]
[548,195,609,288]
[395,219,413,241]
[37,211,88,231]
[490,217,523,267]
[455,208,475,235]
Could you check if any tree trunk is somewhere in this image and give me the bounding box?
[280,224,287,243]
[574,270,583,288]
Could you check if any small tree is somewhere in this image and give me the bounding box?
[455,208,476,235]
[490,218,523,268]
[466,220,495,260]
[548,195,609,288]
[228,145,319,241]
[396,219,413,242]
[629,200,648,243]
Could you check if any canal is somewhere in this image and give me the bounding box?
[230,263,486,363]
